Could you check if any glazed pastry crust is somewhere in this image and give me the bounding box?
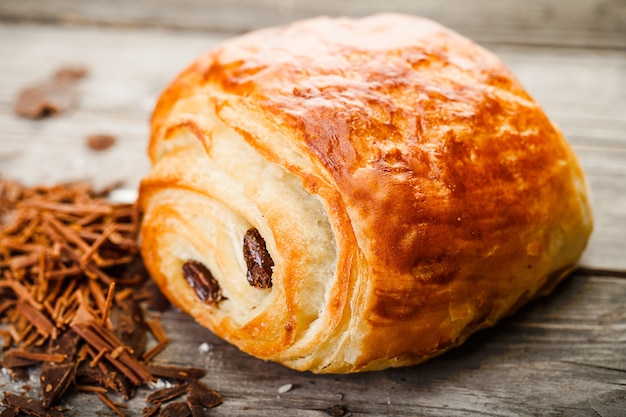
[139,13,593,373]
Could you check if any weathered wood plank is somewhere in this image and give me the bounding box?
[1,0,625,49]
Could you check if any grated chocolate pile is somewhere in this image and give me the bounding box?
[0,179,222,417]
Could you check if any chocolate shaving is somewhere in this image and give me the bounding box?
[146,383,188,404]
[181,260,223,304]
[3,349,64,364]
[97,392,127,417]
[141,403,161,417]
[243,228,274,289]
[75,361,135,401]
[13,66,87,119]
[144,364,206,381]
[15,300,56,339]
[1,349,43,369]
[0,178,223,415]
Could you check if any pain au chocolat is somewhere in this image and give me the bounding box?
[138,14,593,373]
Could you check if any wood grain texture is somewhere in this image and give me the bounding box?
[0,2,625,415]
[1,0,625,48]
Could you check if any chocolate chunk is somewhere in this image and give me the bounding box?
[144,364,206,381]
[40,364,74,408]
[110,298,147,359]
[146,383,188,404]
[185,398,205,417]
[14,80,76,118]
[186,381,223,408]
[13,66,87,119]
[141,403,161,417]
[243,228,274,289]
[160,402,191,417]
[182,261,223,304]
[86,134,116,151]
[1,392,64,417]
[142,279,171,312]
[75,363,135,400]
[40,330,81,408]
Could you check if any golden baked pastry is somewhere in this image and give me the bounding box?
[138,13,593,373]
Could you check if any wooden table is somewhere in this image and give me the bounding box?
[1,1,625,415]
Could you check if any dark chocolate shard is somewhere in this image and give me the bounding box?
[181,261,223,304]
[40,330,81,408]
[185,398,205,417]
[186,381,223,408]
[243,228,274,289]
[141,403,161,417]
[75,363,135,400]
[141,279,171,312]
[144,364,206,381]
[160,402,191,417]
[1,392,64,417]
[145,383,188,404]
[110,297,147,359]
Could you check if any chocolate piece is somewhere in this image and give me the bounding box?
[14,79,77,119]
[40,330,81,408]
[75,362,135,400]
[141,279,171,312]
[185,398,205,417]
[146,383,188,404]
[181,261,223,304]
[160,402,191,417]
[1,392,64,417]
[71,321,154,387]
[110,297,147,359]
[14,66,87,119]
[243,228,274,289]
[86,134,116,151]
[144,364,206,381]
[142,403,161,417]
[186,381,223,408]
